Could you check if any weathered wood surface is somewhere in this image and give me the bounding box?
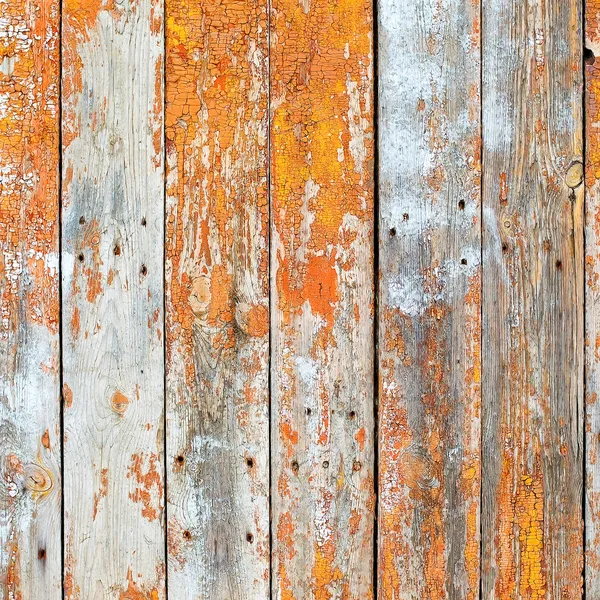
[164,0,270,597]
[377,0,481,596]
[61,0,166,597]
[0,1,61,598]
[481,0,584,598]
[269,0,375,596]
[587,1,600,593]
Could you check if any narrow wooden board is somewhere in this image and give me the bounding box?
[164,0,270,597]
[481,0,584,598]
[61,1,166,597]
[269,0,375,596]
[586,1,600,593]
[0,1,61,598]
[377,0,481,596]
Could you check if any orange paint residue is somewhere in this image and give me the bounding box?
[111,390,130,416]
[270,0,374,591]
[165,0,269,388]
[0,0,60,340]
[63,383,74,408]
[119,567,160,600]
[93,467,109,520]
[127,453,164,523]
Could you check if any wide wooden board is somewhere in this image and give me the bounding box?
[0,1,61,598]
[481,0,584,597]
[377,0,482,596]
[164,0,270,597]
[269,0,376,595]
[61,0,166,597]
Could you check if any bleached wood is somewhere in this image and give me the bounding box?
[377,0,482,596]
[61,1,166,597]
[0,1,61,598]
[164,0,270,597]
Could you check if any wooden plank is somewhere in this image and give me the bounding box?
[586,2,600,593]
[376,0,481,596]
[481,0,584,597]
[269,0,375,596]
[0,1,61,598]
[61,1,166,597]
[164,0,270,597]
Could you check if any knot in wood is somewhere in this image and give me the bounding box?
[565,161,584,189]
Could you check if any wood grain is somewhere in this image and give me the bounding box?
[0,1,61,598]
[269,0,375,596]
[61,0,166,597]
[377,0,481,596]
[481,0,584,598]
[586,1,600,593]
[164,0,270,597]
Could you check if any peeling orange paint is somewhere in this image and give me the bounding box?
[93,467,109,520]
[119,567,160,600]
[271,0,374,592]
[63,383,73,409]
[127,452,163,523]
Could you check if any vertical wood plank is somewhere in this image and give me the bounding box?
[586,2,600,593]
[481,0,584,598]
[61,1,166,597]
[0,1,61,598]
[164,0,270,597]
[377,0,481,596]
[269,0,375,596]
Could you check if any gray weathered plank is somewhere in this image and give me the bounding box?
[61,0,166,597]
[164,0,270,596]
[0,1,61,598]
[269,0,376,596]
[481,0,584,597]
[377,0,482,596]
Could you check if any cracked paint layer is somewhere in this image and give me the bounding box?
[61,0,166,597]
[377,0,481,596]
[587,0,600,594]
[270,0,375,595]
[0,0,61,597]
[165,0,270,596]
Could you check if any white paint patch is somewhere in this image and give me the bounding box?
[296,356,318,386]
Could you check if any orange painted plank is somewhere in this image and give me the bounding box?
[270,0,375,595]
[0,1,61,598]
[61,0,166,597]
[377,0,481,596]
[481,0,584,597]
[586,1,600,594]
[164,0,270,596]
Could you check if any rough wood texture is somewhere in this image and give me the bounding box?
[587,2,600,593]
[0,1,61,598]
[377,0,481,596]
[164,0,270,597]
[269,0,375,595]
[61,0,166,597]
[481,0,584,598]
